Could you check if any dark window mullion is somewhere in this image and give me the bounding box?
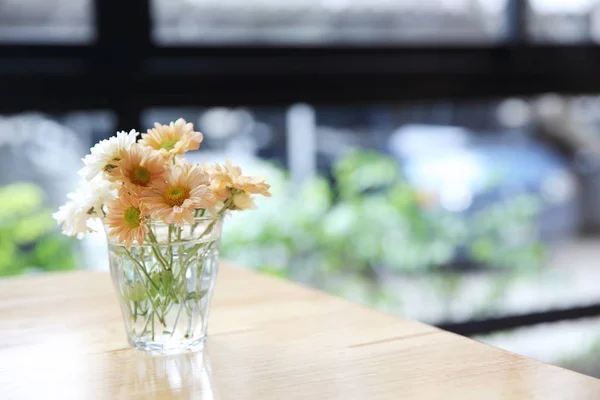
[93,0,151,129]
[507,0,528,45]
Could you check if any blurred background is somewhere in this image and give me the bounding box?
[4,0,600,377]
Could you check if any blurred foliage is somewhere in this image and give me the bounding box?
[470,194,545,271]
[222,149,545,284]
[0,182,78,277]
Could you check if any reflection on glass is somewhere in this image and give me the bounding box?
[152,0,508,45]
[126,352,216,399]
[0,0,94,44]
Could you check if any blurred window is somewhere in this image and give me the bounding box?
[0,0,94,44]
[142,107,286,163]
[477,316,600,378]
[151,0,508,46]
[0,111,115,276]
[142,100,593,326]
[527,0,600,43]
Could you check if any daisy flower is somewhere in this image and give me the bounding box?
[141,163,216,226]
[104,192,148,248]
[53,174,118,238]
[208,159,272,201]
[79,130,138,180]
[53,200,91,239]
[112,143,166,191]
[139,118,203,158]
[231,191,256,210]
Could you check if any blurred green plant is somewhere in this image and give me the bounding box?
[470,194,545,271]
[222,149,545,282]
[0,182,78,277]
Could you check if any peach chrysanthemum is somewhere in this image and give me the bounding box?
[208,159,271,201]
[105,192,148,248]
[111,143,166,192]
[141,164,216,226]
[139,118,203,158]
[231,191,257,210]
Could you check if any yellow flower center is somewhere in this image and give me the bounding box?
[123,207,141,228]
[160,140,178,151]
[131,166,151,186]
[164,185,190,207]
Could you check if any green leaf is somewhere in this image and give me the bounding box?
[185,290,207,302]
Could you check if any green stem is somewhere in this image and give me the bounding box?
[140,309,152,336]
[146,228,170,270]
[139,247,150,277]
[185,306,193,339]
[123,249,169,326]
[199,196,233,238]
[181,243,204,270]
[170,301,184,339]
[177,247,190,283]
[176,226,183,275]
[181,199,231,267]
[152,310,155,341]
[190,198,231,238]
[199,198,232,238]
[190,209,205,235]
[123,248,160,292]
[167,224,174,267]
[137,247,169,325]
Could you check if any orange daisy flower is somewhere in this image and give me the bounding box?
[111,143,166,192]
[105,192,148,248]
[208,159,272,201]
[231,191,256,210]
[141,163,216,226]
[139,118,203,158]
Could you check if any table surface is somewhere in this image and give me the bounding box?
[1,264,600,399]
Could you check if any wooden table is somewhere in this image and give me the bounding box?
[1,263,600,399]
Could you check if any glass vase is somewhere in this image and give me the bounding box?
[107,216,223,353]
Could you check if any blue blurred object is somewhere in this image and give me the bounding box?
[388,124,580,241]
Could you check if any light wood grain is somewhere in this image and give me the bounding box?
[0,263,599,399]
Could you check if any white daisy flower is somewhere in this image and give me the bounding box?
[53,174,118,239]
[78,129,138,180]
[53,200,90,239]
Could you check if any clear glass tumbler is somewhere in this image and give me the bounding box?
[107,216,222,353]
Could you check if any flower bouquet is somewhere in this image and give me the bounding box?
[54,119,270,352]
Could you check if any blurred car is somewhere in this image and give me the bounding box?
[388,124,580,241]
